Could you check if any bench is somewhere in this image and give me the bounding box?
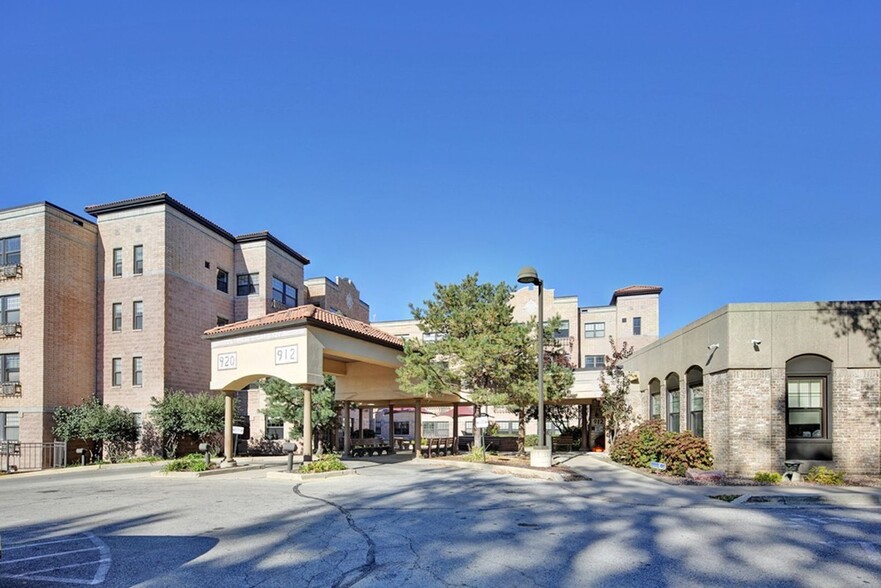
[552,435,575,452]
[350,438,391,457]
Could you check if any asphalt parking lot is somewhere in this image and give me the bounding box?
[2,455,881,587]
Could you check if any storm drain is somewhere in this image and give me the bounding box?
[746,495,825,505]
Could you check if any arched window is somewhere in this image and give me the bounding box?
[666,373,680,433]
[786,354,833,461]
[649,379,661,420]
[686,367,704,437]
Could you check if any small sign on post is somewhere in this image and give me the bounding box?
[475,416,489,429]
[650,461,667,471]
[232,426,244,435]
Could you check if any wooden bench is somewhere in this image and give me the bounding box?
[552,435,575,452]
[351,438,391,457]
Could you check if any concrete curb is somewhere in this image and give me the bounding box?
[432,458,568,481]
[1,460,170,479]
[151,464,266,478]
[266,468,357,482]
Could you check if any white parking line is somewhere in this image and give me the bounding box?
[0,546,100,565]
[8,558,112,579]
[4,536,87,551]
[0,531,111,585]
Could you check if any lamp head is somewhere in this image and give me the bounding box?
[517,266,541,285]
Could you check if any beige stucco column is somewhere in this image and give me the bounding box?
[343,401,352,456]
[388,403,395,453]
[221,390,237,468]
[452,403,459,454]
[303,385,313,462]
[414,400,422,458]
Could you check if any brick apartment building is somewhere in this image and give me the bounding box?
[0,194,369,446]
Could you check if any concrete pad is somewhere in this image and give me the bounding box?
[266,468,357,482]
[150,464,265,478]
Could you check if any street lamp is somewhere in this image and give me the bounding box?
[517,266,548,462]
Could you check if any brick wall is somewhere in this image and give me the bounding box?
[833,368,881,474]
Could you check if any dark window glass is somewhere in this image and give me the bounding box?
[1,354,20,383]
[133,356,143,386]
[216,316,229,327]
[668,390,680,432]
[272,277,297,307]
[584,355,605,370]
[112,248,123,277]
[217,269,229,293]
[266,417,284,440]
[133,245,143,275]
[787,378,824,439]
[133,301,143,330]
[689,385,704,437]
[633,316,642,336]
[237,273,259,296]
[1,294,20,324]
[112,303,122,332]
[112,358,122,386]
[584,322,605,338]
[0,236,21,266]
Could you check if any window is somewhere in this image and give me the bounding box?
[584,322,605,339]
[667,390,680,433]
[423,421,450,438]
[584,355,605,370]
[272,277,298,307]
[216,316,229,327]
[112,303,122,332]
[464,421,473,434]
[133,301,143,330]
[552,320,570,338]
[112,358,122,387]
[132,356,143,386]
[633,317,642,336]
[236,273,259,296]
[0,236,21,266]
[0,412,20,441]
[133,245,143,275]
[112,248,123,277]
[496,421,518,435]
[1,294,20,324]
[266,417,284,440]
[787,378,824,439]
[687,368,704,437]
[394,421,410,435]
[422,332,446,343]
[650,379,661,420]
[216,269,229,293]
[1,354,19,383]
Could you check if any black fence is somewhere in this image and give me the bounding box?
[1,441,67,472]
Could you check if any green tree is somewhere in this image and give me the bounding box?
[261,374,339,452]
[150,390,226,457]
[397,274,574,453]
[53,398,139,462]
[599,337,635,449]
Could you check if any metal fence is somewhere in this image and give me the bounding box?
[1,441,67,472]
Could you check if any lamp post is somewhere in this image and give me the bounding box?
[517,266,548,463]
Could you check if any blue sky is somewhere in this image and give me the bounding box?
[2,3,879,334]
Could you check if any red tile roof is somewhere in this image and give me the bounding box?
[203,305,404,350]
[610,285,663,305]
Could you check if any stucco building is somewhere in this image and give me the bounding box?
[624,302,881,475]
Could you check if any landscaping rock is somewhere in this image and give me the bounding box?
[686,469,726,484]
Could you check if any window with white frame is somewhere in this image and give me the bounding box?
[668,390,680,433]
[1,354,19,383]
[584,322,605,339]
[422,421,450,438]
[584,355,605,370]
[0,412,20,441]
[133,245,144,275]
[133,301,143,330]
[272,277,297,307]
[112,248,123,277]
[265,417,284,440]
[112,303,122,332]
[787,378,825,439]
[422,332,447,343]
[0,236,21,266]
[132,356,143,386]
[1,294,20,324]
[552,320,570,338]
[111,358,122,387]
[464,421,473,434]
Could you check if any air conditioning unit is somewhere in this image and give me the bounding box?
[0,382,21,397]
[2,264,20,279]
[1,323,20,337]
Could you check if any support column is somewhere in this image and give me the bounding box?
[580,403,589,451]
[452,403,459,455]
[221,390,237,468]
[358,407,364,439]
[414,400,422,458]
[343,401,351,457]
[388,403,395,454]
[303,385,313,462]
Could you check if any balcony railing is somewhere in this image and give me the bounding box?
[1,322,21,337]
[0,264,22,280]
[554,336,574,349]
[0,382,21,397]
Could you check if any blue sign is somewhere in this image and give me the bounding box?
[649,461,667,471]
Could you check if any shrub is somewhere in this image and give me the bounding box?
[53,399,139,462]
[163,453,211,472]
[524,435,539,448]
[806,466,844,486]
[754,471,782,484]
[299,453,346,474]
[463,445,486,463]
[150,391,226,458]
[610,420,713,475]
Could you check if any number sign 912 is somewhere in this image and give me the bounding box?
[275,345,298,365]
